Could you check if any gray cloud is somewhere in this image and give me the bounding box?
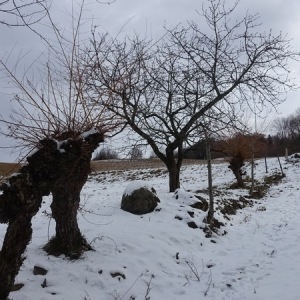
[1,0,300,161]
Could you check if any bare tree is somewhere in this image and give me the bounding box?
[204,130,214,226]
[0,0,116,28]
[86,0,298,192]
[0,1,112,260]
[0,1,119,297]
[271,108,300,155]
[130,145,143,159]
[0,130,105,299]
[274,109,300,140]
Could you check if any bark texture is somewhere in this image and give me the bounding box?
[166,149,182,192]
[228,152,245,188]
[0,130,104,299]
[167,163,181,192]
[206,138,214,226]
[44,132,104,258]
[0,147,53,300]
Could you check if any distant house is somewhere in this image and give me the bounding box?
[183,139,227,160]
[183,140,206,159]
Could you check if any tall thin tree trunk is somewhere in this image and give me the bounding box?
[165,146,182,192]
[277,156,285,177]
[206,136,214,226]
[249,150,255,196]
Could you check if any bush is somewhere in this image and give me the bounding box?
[93,147,118,160]
[130,146,143,159]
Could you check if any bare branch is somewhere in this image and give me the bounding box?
[85,0,299,191]
[0,0,115,158]
[0,0,49,27]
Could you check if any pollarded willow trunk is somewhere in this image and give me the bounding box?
[0,163,51,300]
[44,131,104,258]
[0,217,36,300]
[233,170,244,187]
[45,167,92,259]
[0,131,103,299]
[228,152,245,188]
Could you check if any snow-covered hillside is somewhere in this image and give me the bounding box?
[2,157,300,300]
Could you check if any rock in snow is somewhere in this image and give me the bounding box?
[121,180,160,214]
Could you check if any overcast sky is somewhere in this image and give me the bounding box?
[1,0,300,162]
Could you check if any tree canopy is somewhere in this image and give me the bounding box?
[86,0,299,191]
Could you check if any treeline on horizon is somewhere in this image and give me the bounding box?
[183,109,300,160]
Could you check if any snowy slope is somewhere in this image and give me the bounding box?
[2,157,300,300]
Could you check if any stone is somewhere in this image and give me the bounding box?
[190,199,209,211]
[121,181,160,215]
[33,265,48,276]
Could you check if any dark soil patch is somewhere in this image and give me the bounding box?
[217,197,253,220]
[264,173,285,185]
[202,217,225,237]
[248,185,269,199]
[191,197,209,211]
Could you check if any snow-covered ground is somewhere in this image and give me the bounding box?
[2,157,300,300]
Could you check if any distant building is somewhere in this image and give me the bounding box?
[183,140,206,159]
[182,139,227,160]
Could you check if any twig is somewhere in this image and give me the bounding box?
[184,258,203,281]
[119,270,148,300]
[89,235,119,252]
[277,157,285,177]
[204,269,212,296]
[144,274,155,300]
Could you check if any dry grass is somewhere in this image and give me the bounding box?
[90,158,207,172]
[0,163,21,177]
[0,158,221,177]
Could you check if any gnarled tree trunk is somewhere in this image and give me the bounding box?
[44,157,92,258]
[45,183,92,258]
[0,216,37,299]
[0,160,51,299]
[44,132,104,258]
[228,152,245,188]
[0,130,104,299]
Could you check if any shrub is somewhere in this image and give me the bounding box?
[130,146,143,159]
[93,147,118,160]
